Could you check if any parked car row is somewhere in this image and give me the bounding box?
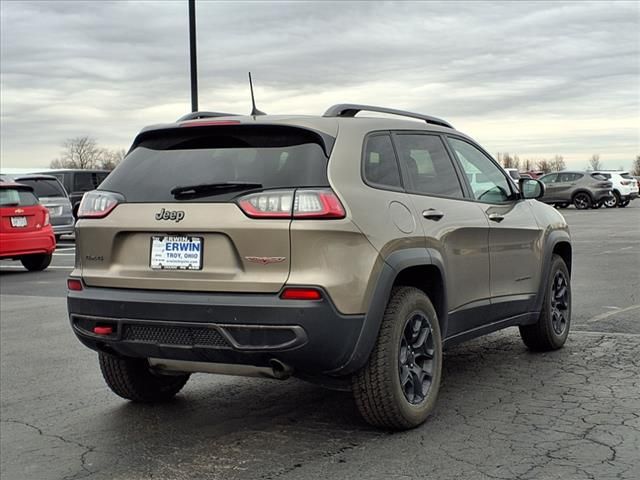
[0,181,56,270]
[538,170,638,210]
[504,169,639,210]
[0,169,111,272]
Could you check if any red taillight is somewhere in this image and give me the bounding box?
[238,190,294,218]
[78,191,123,219]
[43,210,50,226]
[67,279,83,291]
[93,326,113,335]
[280,288,322,300]
[293,190,345,218]
[237,189,345,219]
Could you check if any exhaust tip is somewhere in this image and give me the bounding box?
[269,359,293,380]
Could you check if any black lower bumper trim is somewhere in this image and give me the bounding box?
[68,286,365,375]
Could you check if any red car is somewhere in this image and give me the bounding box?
[0,181,56,271]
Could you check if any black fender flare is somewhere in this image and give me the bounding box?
[327,247,447,376]
[533,230,572,313]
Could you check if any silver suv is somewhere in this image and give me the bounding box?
[538,171,613,209]
[68,104,573,430]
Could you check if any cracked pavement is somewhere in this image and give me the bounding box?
[1,205,639,479]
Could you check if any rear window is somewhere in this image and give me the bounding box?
[101,126,331,202]
[0,188,39,207]
[16,178,67,198]
[591,173,608,181]
[620,173,633,179]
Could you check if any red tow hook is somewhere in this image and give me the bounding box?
[93,326,113,335]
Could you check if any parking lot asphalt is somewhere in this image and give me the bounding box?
[1,204,639,480]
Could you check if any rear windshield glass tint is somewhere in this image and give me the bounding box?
[17,178,66,198]
[620,173,633,179]
[0,188,39,207]
[101,126,331,202]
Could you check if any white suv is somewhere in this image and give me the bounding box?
[593,171,639,208]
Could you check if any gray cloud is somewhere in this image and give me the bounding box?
[1,0,638,169]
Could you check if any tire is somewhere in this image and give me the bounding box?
[352,287,443,430]
[557,203,569,209]
[99,352,190,402]
[604,192,619,208]
[591,202,601,209]
[519,254,571,351]
[572,192,591,210]
[619,198,630,208]
[20,253,52,271]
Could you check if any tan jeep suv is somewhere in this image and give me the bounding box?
[68,104,572,430]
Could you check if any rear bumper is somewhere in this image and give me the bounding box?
[67,285,366,376]
[593,189,613,202]
[0,230,56,258]
[50,215,75,235]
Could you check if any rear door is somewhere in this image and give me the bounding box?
[392,132,492,337]
[554,172,580,200]
[76,125,333,293]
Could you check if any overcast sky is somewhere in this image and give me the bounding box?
[1,0,639,170]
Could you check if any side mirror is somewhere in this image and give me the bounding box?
[519,178,545,200]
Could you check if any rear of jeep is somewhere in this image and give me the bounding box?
[67,117,386,405]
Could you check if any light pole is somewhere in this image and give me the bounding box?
[188,0,198,112]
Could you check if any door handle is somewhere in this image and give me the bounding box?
[422,209,444,221]
[488,213,505,223]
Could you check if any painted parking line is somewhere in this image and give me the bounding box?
[572,330,640,338]
[586,304,640,323]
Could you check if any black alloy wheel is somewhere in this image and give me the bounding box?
[352,287,443,430]
[573,193,591,210]
[399,312,435,404]
[519,254,571,351]
[550,270,569,335]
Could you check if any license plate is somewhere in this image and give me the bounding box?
[48,206,63,217]
[150,236,203,270]
[10,216,27,228]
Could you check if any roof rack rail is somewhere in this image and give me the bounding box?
[323,104,453,129]
[177,111,238,122]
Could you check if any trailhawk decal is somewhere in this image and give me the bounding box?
[244,256,286,265]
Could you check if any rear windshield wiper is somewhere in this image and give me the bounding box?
[170,181,263,199]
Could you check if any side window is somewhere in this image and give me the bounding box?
[394,134,463,198]
[73,173,94,192]
[447,137,513,203]
[557,172,580,182]
[363,134,402,189]
[540,174,557,184]
[94,172,109,187]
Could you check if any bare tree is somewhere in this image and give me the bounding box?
[50,137,124,170]
[536,159,551,174]
[502,153,515,168]
[588,154,602,171]
[99,148,126,170]
[631,155,640,176]
[512,154,521,171]
[51,136,102,169]
[522,158,533,172]
[549,155,566,172]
